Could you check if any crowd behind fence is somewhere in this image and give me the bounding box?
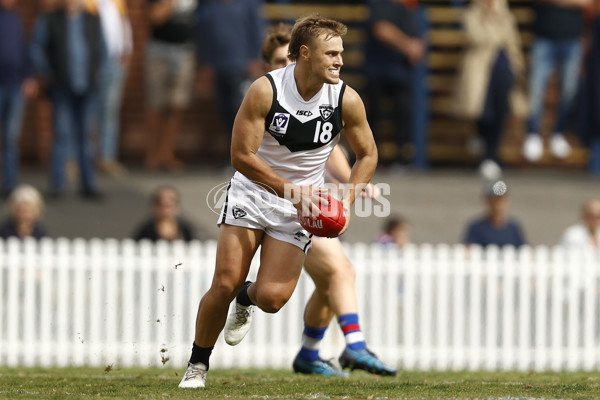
[2,238,600,371]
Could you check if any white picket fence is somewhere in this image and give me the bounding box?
[2,237,600,371]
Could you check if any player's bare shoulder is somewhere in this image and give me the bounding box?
[240,76,274,118]
[341,85,368,127]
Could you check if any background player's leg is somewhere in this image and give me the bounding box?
[304,237,357,322]
[291,237,353,376]
[302,237,397,376]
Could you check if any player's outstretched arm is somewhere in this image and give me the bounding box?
[231,76,326,215]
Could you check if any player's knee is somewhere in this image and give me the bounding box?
[255,288,290,313]
[331,261,355,284]
[345,263,356,284]
[259,300,286,314]
[315,285,330,300]
[210,279,241,302]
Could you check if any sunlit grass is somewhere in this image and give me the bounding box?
[1,367,599,399]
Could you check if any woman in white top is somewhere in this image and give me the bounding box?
[561,198,600,248]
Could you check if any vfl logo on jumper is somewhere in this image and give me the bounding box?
[269,112,290,136]
[319,105,334,121]
[232,206,247,219]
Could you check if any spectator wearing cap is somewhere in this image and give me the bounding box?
[463,180,526,247]
[560,198,600,249]
[0,184,48,240]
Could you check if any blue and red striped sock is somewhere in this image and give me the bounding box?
[299,325,327,362]
[338,313,366,351]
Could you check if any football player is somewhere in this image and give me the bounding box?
[179,15,378,388]
[223,22,397,378]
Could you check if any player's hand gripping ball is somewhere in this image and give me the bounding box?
[299,194,346,238]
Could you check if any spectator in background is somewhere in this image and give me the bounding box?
[39,0,60,11]
[144,0,197,172]
[30,0,107,200]
[375,215,411,248]
[95,0,132,177]
[196,0,265,163]
[463,180,526,247]
[580,0,600,174]
[454,0,527,181]
[522,0,592,163]
[560,198,600,248]
[132,185,195,242]
[0,0,39,198]
[363,0,426,168]
[0,184,48,240]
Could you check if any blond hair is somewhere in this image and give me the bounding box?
[288,14,347,62]
[7,184,45,217]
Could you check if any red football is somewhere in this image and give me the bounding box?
[299,194,346,238]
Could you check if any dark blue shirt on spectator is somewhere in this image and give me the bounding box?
[363,0,420,84]
[533,4,584,40]
[0,7,30,89]
[196,0,264,74]
[464,217,526,247]
[0,219,47,240]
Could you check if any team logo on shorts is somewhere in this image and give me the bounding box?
[319,104,334,121]
[206,180,281,218]
[269,113,290,136]
[293,231,306,241]
[232,206,247,219]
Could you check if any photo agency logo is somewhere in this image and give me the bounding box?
[206,181,392,218]
[354,182,391,218]
[205,180,281,217]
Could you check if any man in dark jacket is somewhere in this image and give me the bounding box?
[363,0,426,168]
[31,0,106,199]
[0,0,38,197]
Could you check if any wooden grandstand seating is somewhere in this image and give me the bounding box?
[264,4,370,22]
[263,1,588,169]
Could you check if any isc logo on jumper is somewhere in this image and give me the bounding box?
[269,112,290,136]
[296,110,313,117]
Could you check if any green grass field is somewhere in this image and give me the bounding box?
[1,367,599,399]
